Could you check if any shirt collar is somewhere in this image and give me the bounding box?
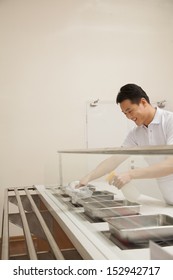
[150,107,161,124]
[142,107,161,128]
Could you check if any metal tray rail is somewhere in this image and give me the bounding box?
[0,186,65,260]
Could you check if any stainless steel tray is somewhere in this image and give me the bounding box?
[105,214,173,243]
[84,200,141,218]
[78,191,115,206]
[92,190,114,197]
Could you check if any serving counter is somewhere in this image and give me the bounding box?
[1,145,173,260]
[35,183,173,260]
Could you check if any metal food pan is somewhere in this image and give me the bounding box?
[106,214,173,243]
[92,190,114,197]
[84,200,141,218]
[78,196,114,206]
[78,192,115,206]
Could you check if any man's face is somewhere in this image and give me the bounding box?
[120,98,147,126]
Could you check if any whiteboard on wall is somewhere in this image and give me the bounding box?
[86,100,134,148]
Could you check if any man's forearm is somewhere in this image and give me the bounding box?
[80,155,128,184]
[130,158,173,180]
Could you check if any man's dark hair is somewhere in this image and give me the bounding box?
[116,84,150,104]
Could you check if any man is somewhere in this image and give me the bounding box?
[78,84,173,205]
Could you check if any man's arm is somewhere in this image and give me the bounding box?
[78,154,128,187]
[112,157,173,189]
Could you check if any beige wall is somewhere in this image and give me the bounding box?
[0,0,173,190]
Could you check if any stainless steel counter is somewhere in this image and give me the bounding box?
[35,184,173,260]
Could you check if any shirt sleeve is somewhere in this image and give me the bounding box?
[165,114,173,144]
[122,128,138,147]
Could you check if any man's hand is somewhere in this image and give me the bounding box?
[74,177,90,188]
[107,171,132,189]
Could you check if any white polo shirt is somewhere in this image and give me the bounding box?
[122,107,173,147]
[122,107,173,205]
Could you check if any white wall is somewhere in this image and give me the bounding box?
[0,0,173,191]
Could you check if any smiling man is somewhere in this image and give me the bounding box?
[77,84,173,205]
[116,84,173,147]
[117,84,156,127]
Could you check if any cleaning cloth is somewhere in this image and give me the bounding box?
[65,181,93,203]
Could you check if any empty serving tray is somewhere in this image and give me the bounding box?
[83,200,141,219]
[92,190,114,197]
[78,191,115,206]
[105,214,173,243]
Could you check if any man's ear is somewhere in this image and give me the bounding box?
[140,97,148,107]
